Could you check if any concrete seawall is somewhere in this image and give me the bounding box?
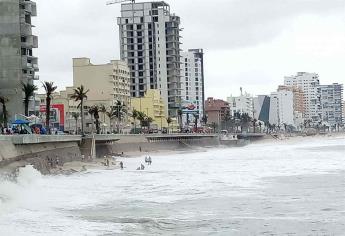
[0,135,82,174]
[96,135,220,156]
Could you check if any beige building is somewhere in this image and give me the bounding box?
[278,85,305,128]
[131,90,168,130]
[73,58,131,107]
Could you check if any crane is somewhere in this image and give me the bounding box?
[106,0,135,5]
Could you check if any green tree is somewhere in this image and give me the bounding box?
[113,100,127,133]
[72,112,80,134]
[42,81,57,134]
[21,82,38,116]
[106,107,115,133]
[0,96,9,128]
[99,104,107,134]
[88,105,101,134]
[137,111,146,130]
[252,118,257,133]
[70,85,89,135]
[131,109,139,133]
[144,116,154,129]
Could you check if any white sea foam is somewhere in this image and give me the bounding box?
[0,135,344,235]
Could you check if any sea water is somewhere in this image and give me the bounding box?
[0,136,344,235]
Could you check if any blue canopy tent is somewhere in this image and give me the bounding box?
[12,119,30,125]
[12,119,32,134]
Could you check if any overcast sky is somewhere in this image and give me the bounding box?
[34,0,345,99]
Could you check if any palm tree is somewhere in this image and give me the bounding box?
[72,112,80,134]
[22,82,38,116]
[137,111,146,130]
[252,118,257,133]
[0,96,9,128]
[42,81,57,134]
[70,85,89,136]
[106,107,115,133]
[113,100,127,133]
[166,117,172,134]
[88,105,101,134]
[131,109,139,133]
[144,116,154,130]
[99,105,107,134]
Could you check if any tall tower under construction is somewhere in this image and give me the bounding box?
[117,1,181,116]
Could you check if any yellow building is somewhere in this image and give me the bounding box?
[131,90,168,129]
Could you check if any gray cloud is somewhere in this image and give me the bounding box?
[33,0,345,97]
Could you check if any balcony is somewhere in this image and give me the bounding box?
[20,23,32,36]
[21,35,38,48]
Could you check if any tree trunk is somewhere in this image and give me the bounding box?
[46,97,51,134]
[75,118,78,134]
[80,99,84,135]
[24,99,29,117]
[2,103,8,128]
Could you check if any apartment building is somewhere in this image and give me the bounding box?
[0,0,39,120]
[269,90,294,127]
[227,92,253,117]
[131,89,168,129]
[284,72,321,124]
[117,1,182,117]
[180,49,204,125]
[319,83,343,127]
[73,58,131,107]
[205,97,230,127]
[278,85,305,128]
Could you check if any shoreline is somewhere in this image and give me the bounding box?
[1,132,344,176]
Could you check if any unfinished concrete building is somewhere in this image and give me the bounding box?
[0,0,39,120]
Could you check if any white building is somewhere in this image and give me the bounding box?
[180,49,204,125]
[117,1,181,117]
[227,92,253,117]
[284,72,321,124]
[269,90,294,127]
[319,83,343,127]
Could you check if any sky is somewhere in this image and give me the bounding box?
[34,0,345,99]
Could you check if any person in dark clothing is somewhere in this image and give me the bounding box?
[120,161,124,170]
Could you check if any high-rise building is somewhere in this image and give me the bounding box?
[269,90,294,127]
[117,1,182,117]
[319,83,343,127]
[284,72,321,124]
[253,95,270,123]
[0,0,39,120]
[278,85,305,128]
[180,49,204,125]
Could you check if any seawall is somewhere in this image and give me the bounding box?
[0,135,82,174]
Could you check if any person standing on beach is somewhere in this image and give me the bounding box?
[148,156,152,165]
[120,161,124,170]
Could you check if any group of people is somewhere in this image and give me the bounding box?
[136,156,153,170]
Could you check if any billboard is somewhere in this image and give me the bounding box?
[181,100,199,114]
[39,104,65,131]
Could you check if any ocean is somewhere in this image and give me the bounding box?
[0,135,345,235]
